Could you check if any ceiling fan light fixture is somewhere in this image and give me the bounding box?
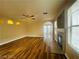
[30,15,34,17]
[32,18,35,20]
[43,12,48,15]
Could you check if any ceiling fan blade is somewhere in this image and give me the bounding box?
[23,14,29,17]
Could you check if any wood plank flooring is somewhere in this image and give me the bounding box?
[0,37,66,59]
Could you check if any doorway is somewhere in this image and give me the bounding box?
[43,22,53,46]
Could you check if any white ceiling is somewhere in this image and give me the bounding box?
[0,0,67,22]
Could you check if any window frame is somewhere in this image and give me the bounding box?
[67,5,79,53]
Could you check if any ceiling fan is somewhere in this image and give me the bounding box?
[22,14,35,20]
[22,14,29,17]
[23,14,35,17]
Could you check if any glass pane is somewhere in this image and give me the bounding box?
[44,26,48,34]
[72,10,79,25]
[71,27,79,51]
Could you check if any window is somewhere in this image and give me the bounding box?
[67,1,79,52]
[72,27,79,51]
[72,10,79,25]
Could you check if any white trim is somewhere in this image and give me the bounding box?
[0,35,27,45]
[26,35,43,37]
[65,53,70,59]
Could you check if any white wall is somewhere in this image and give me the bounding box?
[0,19,29,45]
[0,19,44,45]
[26,21,44,37]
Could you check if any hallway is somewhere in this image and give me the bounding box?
[0,0,78,59]
[0,37,66,59]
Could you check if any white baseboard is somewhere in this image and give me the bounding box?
[0,35,27,45]
[26,35,43,37]
[65,53,70,59]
